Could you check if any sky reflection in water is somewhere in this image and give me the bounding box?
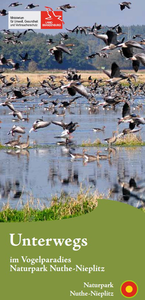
[0,94,145,209]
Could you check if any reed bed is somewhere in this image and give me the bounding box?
[80,134,145,147]
[81,139,101,147]
[0,188,104,222]
[1,135,145,150]
[115,134,144,146]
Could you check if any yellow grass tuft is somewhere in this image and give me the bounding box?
[81,139,101,147]
[115,133,143,146]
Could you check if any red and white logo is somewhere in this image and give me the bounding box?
[41,7,64,29]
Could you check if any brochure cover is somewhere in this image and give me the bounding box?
[0,1,145,299]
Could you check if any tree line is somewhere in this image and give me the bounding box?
[0,25,145,71]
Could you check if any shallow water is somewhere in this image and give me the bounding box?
[0,90,145,209]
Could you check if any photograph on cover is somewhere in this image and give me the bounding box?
[0,0,145,222]
[1,2,145,300]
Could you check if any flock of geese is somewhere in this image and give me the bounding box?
[0,2,76,16]
[0,2,145,170]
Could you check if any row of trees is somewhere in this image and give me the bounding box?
[0,25,145,71]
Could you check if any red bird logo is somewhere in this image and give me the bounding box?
[45,7,65,24]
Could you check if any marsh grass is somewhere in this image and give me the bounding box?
[80,139,101,147]
[115,134,144,146]
[1,134,145,151]
[0,143,7,149]
[80,134,145,147]
[0,188,104,222]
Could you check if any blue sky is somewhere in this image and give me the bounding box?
[0,0,145,34]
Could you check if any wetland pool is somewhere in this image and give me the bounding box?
[0,92,145,209]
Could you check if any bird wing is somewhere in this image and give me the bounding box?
[122,102,130,117]
[70,96,82,102]
[125,40,144,50]
[111,62,121,78]
[93,33,108,44]
[132,60,140,72]
[52,121,65,127]
[71,83,89,98]
[129,122,135,130]
[120,4,125,10]
[129,178,137,188]
[125,2,131,9]
[54,49,63,63]
[103,69,111,78]
[106,30,118,45]
[36,121,51,129]
[56,45,72,55]
[60,6,67,11]
[122,46,134,58]
[6,102,16,112]
[13,90,23,98]
[67,86,76,96]
[24,53,28,59]
[135,53,145,65]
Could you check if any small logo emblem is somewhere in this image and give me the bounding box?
[41,7,64,29]
[120,281,138,298]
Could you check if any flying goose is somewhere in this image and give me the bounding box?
[117,123,141,138]
[52,120,79,132]
[9,2,22,7]
[129,53,145,72]
[0,9,8,16]
[91,30,124,51]
[8,125,25,136]
[117,40,144,59]
[29,119,51,132]
[119,2,131,10]
[25,3,39,9]
[57,4,75,12]
[19,52,31,62]
[49,44,72,64]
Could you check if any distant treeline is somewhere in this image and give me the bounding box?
[0,25,145,71]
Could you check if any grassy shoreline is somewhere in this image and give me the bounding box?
[1,137,145,150]
[0,194,145,222]
[0,189,100,222]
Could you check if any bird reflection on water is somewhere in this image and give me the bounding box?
[0,180,22,201]
[0,144,144,209]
